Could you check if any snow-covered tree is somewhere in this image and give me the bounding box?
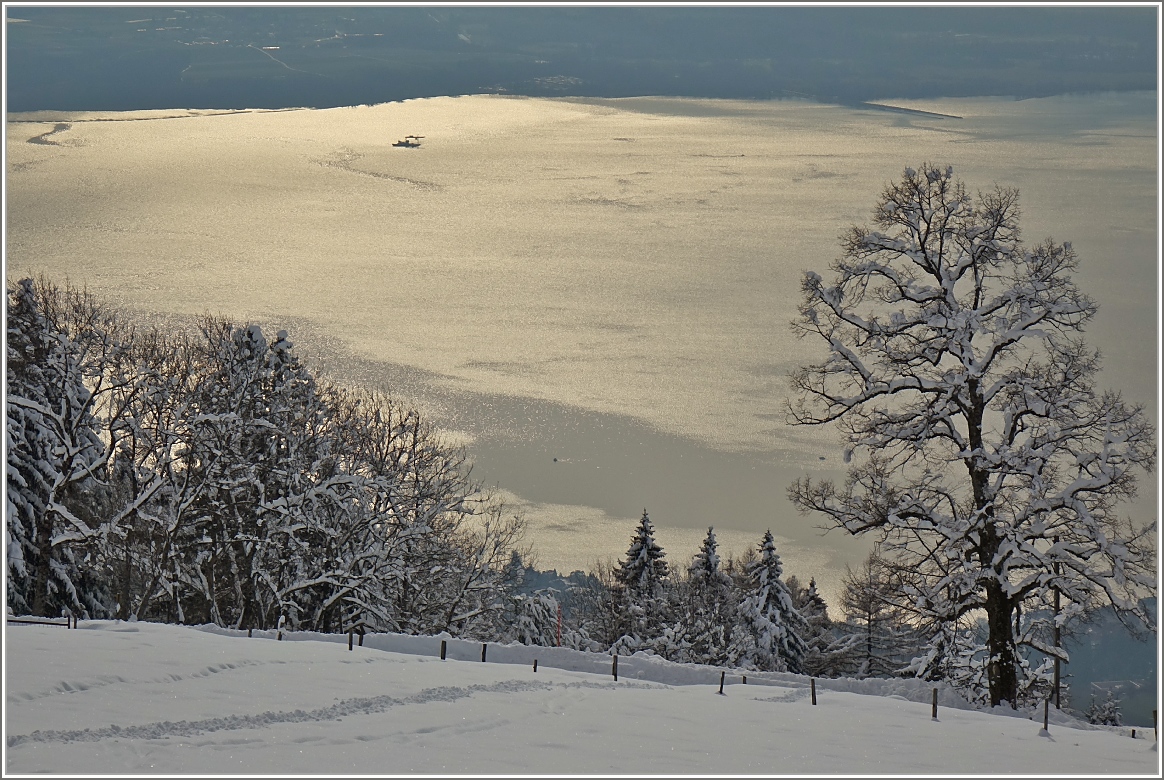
[6,278,122,618]
[787,574,859,678]
[788,164,1156,707]
[100,325,206,623]
[510,588,562,647]
[1085,690,1123,727]
[677,527,736,665]
[611,510,671,654]
[730,530,810,672]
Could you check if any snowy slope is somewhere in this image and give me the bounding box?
[4,621,1158,775]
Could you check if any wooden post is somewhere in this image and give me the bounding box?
[481,643,487,662]
[1043,699,1049,732]
[718,671,725,695]
[1053,536,1062,709]
[742,675,747,685]
[810,678,817,706]
[533,659,538,673]
[1132,729,1136,739]
[248,628,253,638]
[440,640,447,660]
[348,629,353,651]
[612,654,618,681]
[932,687,938,720]
[277,631,282,641]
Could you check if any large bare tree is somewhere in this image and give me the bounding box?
[787,164,1155,708]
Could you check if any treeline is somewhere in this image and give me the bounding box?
[4,276,943,684]
[6,277,525,637]
[517,512,929,678]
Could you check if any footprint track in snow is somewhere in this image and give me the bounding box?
[7,678,662,748]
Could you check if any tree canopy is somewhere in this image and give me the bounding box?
[788,163,1155,707]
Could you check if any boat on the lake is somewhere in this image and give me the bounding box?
[392,135,424,148]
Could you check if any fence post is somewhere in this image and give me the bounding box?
[481,643,487,662]
[810,678,817,706]
[932,687,938,720]
[348,629,354,651]
[534,659,538,673]
[612,654,618,681]
[440,639,447,660]
[1043,699,1050,733]
[718,671,726,695]
[248,628,253,638]
[742,675,747,685]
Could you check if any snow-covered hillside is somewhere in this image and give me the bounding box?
[4,621,1158,775]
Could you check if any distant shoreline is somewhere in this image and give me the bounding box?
[857,102,963,120]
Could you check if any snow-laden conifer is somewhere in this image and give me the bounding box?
[730,530,810,672]
[788,574,861,678]
[611,510,671,653]
[6,278,117,618]
[511,588,562,647]
[677,527,736,665]
[1085,690,1123,727]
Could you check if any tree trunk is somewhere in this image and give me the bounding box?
[118,528,133,621]
[967,388,1018,708]
[984,578,1018,708]
[30,508,55,617]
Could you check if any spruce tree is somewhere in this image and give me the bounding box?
[6,278,109,618]
[732,530,810,672]
[612,510,670,652]
[788,575,856,678]
[680,527,735,665]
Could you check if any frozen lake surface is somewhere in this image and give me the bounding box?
[6,92,1157,604]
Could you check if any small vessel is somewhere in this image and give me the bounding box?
[392,135,424,148]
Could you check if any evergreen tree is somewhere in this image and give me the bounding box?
[611,510,671,653]
[511,588,562,647]
[6,278,113,618]
[1085,690,1123,727]
[731,530,809,672]
[787,575,858,678]
[678,527,736,665]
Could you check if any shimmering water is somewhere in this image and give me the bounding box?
[6,92,1157,608]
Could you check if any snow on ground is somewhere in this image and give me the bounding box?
[4,621,1159,775]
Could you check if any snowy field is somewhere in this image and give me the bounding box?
[4,621,1158,775]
